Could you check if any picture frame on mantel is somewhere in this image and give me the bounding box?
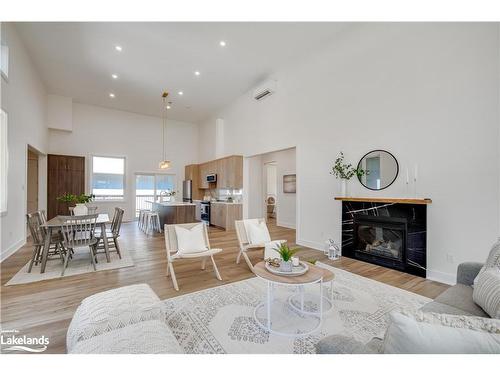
[283,174,296,193]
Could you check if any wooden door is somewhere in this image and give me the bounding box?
[27,149,39,215]
[47,154,85,219]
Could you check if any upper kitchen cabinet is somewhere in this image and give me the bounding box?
[217,155,243,188]
[196,155,243,189]
[185,164,203,200]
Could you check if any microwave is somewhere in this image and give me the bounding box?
[206,174,217,183]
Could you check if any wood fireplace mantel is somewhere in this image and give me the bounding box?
[334,197,432,205]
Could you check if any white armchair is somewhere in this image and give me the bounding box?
[163,222,222,291]
[235,218,286,271]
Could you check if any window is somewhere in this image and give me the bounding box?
[91,156,125,200]
[135,173,176,216]
[0,109,7,213]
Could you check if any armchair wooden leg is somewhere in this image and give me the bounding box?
[210,255,222,281]
[168,262,179,291]
[236,251,242,264]
[201,257,207,270]
[242,252,254,272]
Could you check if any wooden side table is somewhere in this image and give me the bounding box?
[252,261,334,337]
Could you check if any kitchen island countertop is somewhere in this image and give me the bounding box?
[146,200,195,206]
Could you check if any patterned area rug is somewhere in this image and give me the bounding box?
[163,262,431,353]
[5,247,134,286]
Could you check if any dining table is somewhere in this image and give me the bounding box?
[39,213,111,273]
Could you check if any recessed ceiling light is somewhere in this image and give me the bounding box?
[219,40,226,47]
[194,71,200,76]
[114,45,122,52]
[111,74,118,79]
[109,93,115,98]
[178,91,183,96]
[166,105,171,109]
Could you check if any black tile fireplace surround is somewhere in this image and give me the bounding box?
[340,200,427,277]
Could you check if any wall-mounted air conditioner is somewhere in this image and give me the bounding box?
[253,80,277,101]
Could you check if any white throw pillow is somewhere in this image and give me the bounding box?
[174,223,208,255]
[383,312,500,354]
[246,220,271,245]
[473,269,500,319]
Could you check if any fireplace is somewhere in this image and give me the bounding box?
[354,215,407,271]
[338,198,429,277]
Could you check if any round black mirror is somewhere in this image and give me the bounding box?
[357,150,399,190]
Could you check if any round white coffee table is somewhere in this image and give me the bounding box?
[253,261,334,337]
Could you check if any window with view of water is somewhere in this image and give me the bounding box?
[91,156,125,200]
[135,173,176,216]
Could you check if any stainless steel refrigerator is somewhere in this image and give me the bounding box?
[182,180,192,202]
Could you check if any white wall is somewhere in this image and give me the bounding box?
[1,23,49,260]
[49,103,199,222]
[200,23,500,284]
[261,148,296,229]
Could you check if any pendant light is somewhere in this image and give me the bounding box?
[159,91,172,170]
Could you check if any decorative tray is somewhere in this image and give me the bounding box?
[265,261,309,277]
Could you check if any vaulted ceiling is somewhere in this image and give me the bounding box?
[16,22,349,123]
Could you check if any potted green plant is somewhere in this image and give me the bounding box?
[274,242,300,272]
[56,193,94,215]
[330,152,365,196]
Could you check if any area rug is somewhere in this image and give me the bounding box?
[162,262,431,353]
[5,247,134,286]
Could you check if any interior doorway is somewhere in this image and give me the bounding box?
[27,147,39,216]
[245,147,296,229]
[264,162,277,223]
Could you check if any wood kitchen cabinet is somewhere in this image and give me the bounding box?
[196,155,243,190]
[185,164,203,200]
[47,154,85,219]
[198,162,210,189]
[210,202,242,230]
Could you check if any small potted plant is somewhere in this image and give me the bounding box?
[330,152,365,196]
[57,193,94,215]
[274,242,300,272]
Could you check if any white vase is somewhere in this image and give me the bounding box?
[340,179,348,197]
[73,203,88,216]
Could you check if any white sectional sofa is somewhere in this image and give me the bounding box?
[67,284,182,354]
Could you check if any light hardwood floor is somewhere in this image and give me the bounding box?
[0,220,448,353]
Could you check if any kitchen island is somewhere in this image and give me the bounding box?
[147,201,197,227]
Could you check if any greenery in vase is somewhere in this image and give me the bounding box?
[330,152,365,180]
[274,243,299,262]
[56,193,94,205]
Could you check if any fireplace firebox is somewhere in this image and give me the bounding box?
[354,215,407,271]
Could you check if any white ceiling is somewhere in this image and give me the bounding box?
[16,22,349,123]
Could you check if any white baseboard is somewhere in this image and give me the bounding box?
[426,269,456,285]
[1,238,26,262]
[296,238,324,251]
[298,238,456,286]
[277,221,296,229]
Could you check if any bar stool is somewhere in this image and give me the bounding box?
[138,209,149,231]
[144,211,161,235]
